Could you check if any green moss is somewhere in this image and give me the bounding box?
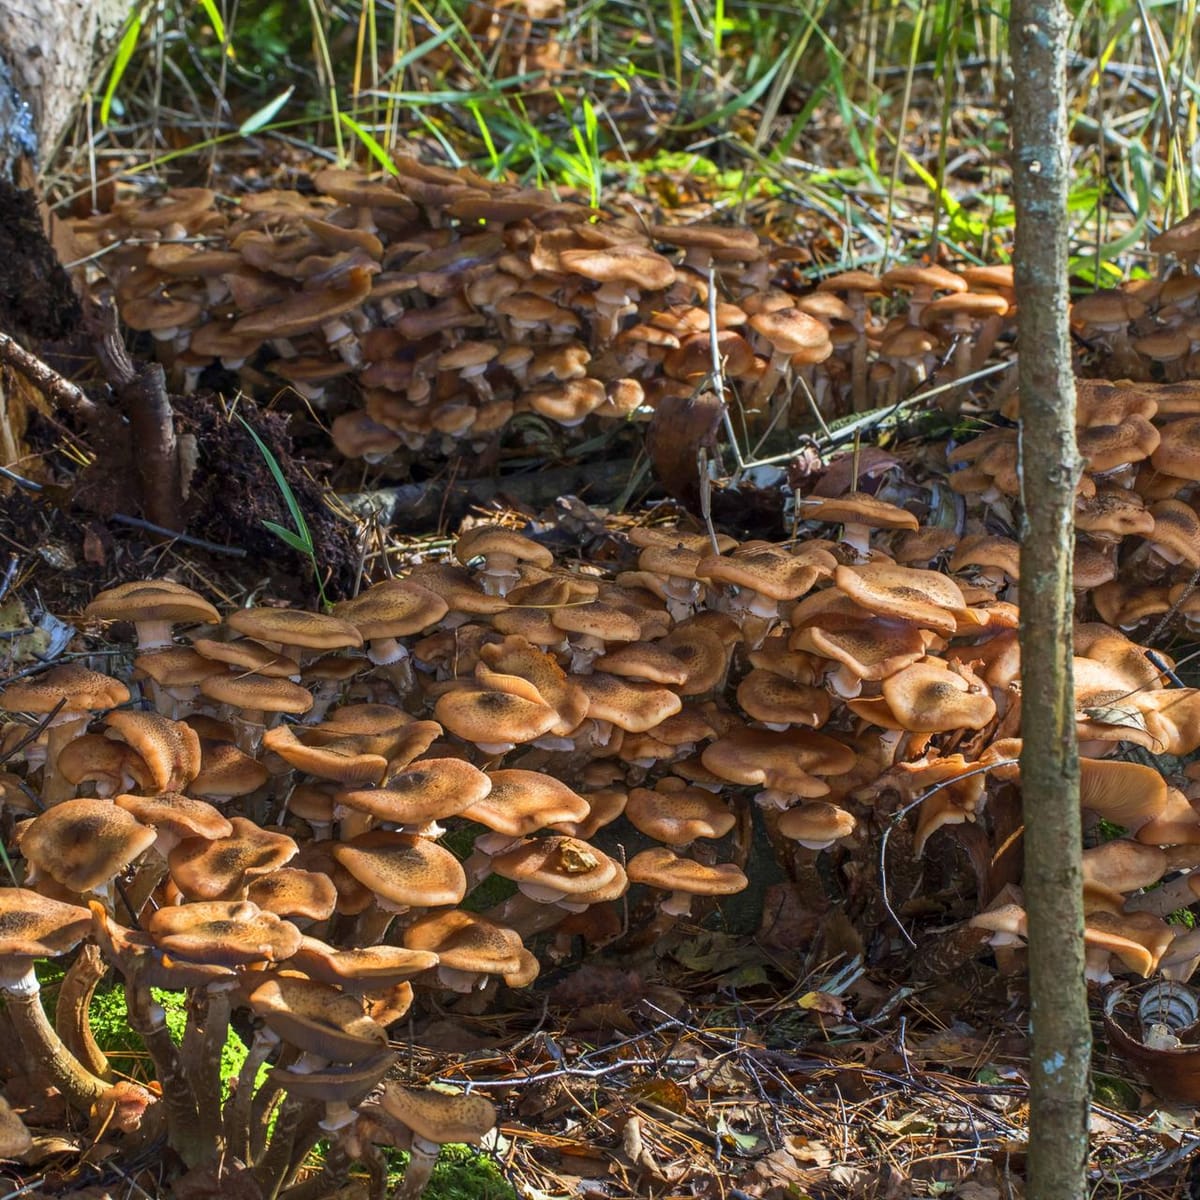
[387,1144,516,1200]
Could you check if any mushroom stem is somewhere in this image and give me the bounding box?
[225,1028,280,1165]
[54,943,112,1080]
[182,985,234,1158]
[390,1133,442,1200]
[124,981,204,1165]
[4,975,111,1112]
[43,715,91,806]
[254,1095,322,1200]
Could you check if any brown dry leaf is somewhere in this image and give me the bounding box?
[757,881,822,949]
[783,1134,833,1166]
[797,990,846,1019]
[630,1077,689,1115]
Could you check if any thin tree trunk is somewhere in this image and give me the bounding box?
[1011,4,1090,1199]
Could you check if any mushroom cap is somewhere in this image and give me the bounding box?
[190,739,272,798]
[114,792,233,844]
[1151,418,1200,481]
[332,579,449,638]
[104,710,202,794]
[460,769,589,837]
[191,637,300,678]
[656,625,731,694]
[434,685,557,746]
[697,543,824,602]
[455,525,554,570]
[880,659,996,732]
[1078,414,1160,472]
[231,265,375,338]
[1078,757,1168,830]
[133,646,228,687]
[403,909,524,975]
[578,672,683,732]
[268,1051,397,1104]
[199,672,315,716]
[379,1083,497,1147]
[626,846,747,896]
[736,669,832,728]
[0,663,130,716]
[336,758,492,824]
[247,974,388,1062]
[1149,499,1200,566]
[593,642,691,686]
[551,600,642,643]
[1081,840,1166,907]
[261,724,388,786]
[56,735,137,790]
[799,492,919,533]
[625,785,734,844]
[701,727,855,796]
[226,608,363,652]
[748,308,832,357]
[833,563,968,636]
[84,580,220,630]
[491,835,619,895]
[147,900,302,966]
[168,817,299,900]
[291,936,439,990]
[0,888,92,957]
[777,802,856,849]
[556,244,676,291]
[880,264,967,294]
[331,831,467,908]
[246,869,338,922]
[405,563,510,614]
[18,799,157,893]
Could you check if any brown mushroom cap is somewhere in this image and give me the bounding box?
[0,888,93,959]
[736,668,832,728]
[492,835,619,897]
[226,608,364,653]
[379,1083,497,1147]
[460,770,589,837]
[114,792,233,846]
[578,672,683,732]
[697,543,824,603]
[84,580,220,646]
[455,525,554,570]
[332,580,449,639]
[17,799,157,893]
[191,637,300,678]
[701,727,855,797]
[0,663,131,717]
[403,909,524,976]
[799,492,920,534]
[147,900,302,966]
[247,974,388,1061]
[880,660,997,732]
[833,563,968,636]
[199,672,315,717]
[332,831,467,908]
[261,723,388,786]
[291,936,438,990]
[434,686,557,748]
[104,710,202,794]
[625,785,735,845]
[168,817,299,900]
[777,802,856,849]
[247,869,338,922]
[336,758,492,825]
[626,846,748,896]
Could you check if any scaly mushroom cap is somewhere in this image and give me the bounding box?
[627,847,748,897]
[147,900,302,966]
[114,792,233,845]
[268,1051,397,1105]
[592,641,691,686]
[17,799,157,893]
[336,758,492,825]
[799,492,920,534]
[247,974,389,1062]
[736,669,832,728]
[455,525,554,570]
[189,739,271,798]
[702,727,855,797]
[379,1083,498,1147]
[226,607,364,653]
[261,724,388,786]
[625,785,735,845]
[332,580,448,642]
[168,817,299,900]
[460,770,589,837]
[83,580,220,643]
[777,802,856,850]
[291,936,439,990]
[231,265,375,338]
[0,888,92,958]
[1151,418,1200,481]
[402,909,524,976]
[0,663,130,716]
[578,672,683,732]
[1148,500,1200,566]
[434,686,557,747]
[104,710,202,793]
[697,543,824,603]
[834,563,969,636]
[879,660,997,732]
[191,637,300,677]
[199,671,315,717]
[555,244,676,291]
[247,869,338,922]
[492,835,619,897]
[749,307,832,358]
[332,831,467,908]
[304,704,442,762]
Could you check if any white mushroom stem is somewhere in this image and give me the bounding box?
[660,890,694,918]
[320,1099,359,1132]
[436,965,487,993]
[367,639,414,697]
[133,619,176,650]
[393,1132,444,1200]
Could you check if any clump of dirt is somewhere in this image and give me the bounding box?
[173,394,360,603]
[0,178,80,340]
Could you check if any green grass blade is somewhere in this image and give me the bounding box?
[100,13,143,126]
[237,416,313,547]
[239,86,294,136]
[196,0,227,44]
[339,113,397,174]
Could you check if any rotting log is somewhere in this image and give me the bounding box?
[1011,3,1091,1198]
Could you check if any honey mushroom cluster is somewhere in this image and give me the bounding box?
[11,413,1200,1184]
[68,160,1042,465]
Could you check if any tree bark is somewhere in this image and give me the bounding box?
[0,0,131,174]
[1011,4,1091,1199]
